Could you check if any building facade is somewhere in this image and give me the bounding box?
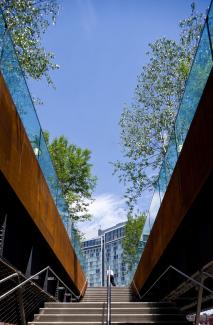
[82,222,132,287]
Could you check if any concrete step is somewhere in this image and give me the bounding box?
[82,293,133,297]
[28,321,191,325]
[85,290,131,292]
[83,292,131,294]
[86,288,130,290]
[87,286,129,290]
[83,291,132,293]
[81,299,133,302]
[39,307,179,315]
[82,295,133,298]
[82,296,132,299]
[33,313,186,322]
[81,296,131,301]
[85,289,131,291]
[45,302,175,308]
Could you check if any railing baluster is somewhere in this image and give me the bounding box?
[107,266,111,325]
[17,275,26,325]
[195,273,204,325]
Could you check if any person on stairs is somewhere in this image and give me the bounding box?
[107,269,116,286]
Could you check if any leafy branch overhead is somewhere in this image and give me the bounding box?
[114,3,205,210]
[1,0,59,85]
[122,213,146,271]
[44,132,97,222]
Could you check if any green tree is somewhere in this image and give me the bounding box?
[114,3,205,209]
[122,213,146,270]
[1,0,59,85]
[44,132,97,222]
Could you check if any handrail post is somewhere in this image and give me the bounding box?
[55,279,59,301]
[107,265,111,325]
[43,268,49,292]
[109,272,111,325]
[0,214,7,257]
[64,288,67,302]
[17,275,26,325]
[195,272,204,325]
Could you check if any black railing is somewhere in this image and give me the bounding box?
[0,258,80,324]
[132,262,213,325]
[106,266,112,325]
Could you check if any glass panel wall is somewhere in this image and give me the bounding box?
[0,10,85,272]
[175,24,212,152]
[130,7,213,283]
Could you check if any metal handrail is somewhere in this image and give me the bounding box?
[0,265,79,302]
[107,266,112,325]
[133,264,213,325]
[0,272,18,284]
[139,265,213,301]
[47,266,79,301]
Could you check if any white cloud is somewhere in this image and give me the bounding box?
[77,193,127,239]
[77,0,97,40]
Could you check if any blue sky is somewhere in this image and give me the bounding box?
[29,0,210,238]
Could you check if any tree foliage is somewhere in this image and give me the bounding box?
[122,213,146,270]
[1,0,59,85]
[44,132,97,222]
[114,3,205,209]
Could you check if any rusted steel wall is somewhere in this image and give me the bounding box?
[132,69,213,294]
[0,73,86,294]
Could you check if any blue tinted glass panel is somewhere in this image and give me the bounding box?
[175,24,213,153]
[141,215,151,240]
[0,13,6,57]
[56,187,69,228]
[164,131,178,182]
[0,14,86,273]
[158,162,167,202]
[0,31,41,150]
[149,184,161,228]
[208,2,213,46]
[38,134,58,202]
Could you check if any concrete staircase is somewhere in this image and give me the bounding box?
[29,287,190,324]
[82,286,135,302]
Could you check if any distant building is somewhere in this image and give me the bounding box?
[82,222,133,287]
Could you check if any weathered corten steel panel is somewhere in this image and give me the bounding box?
[133,69,213,293]
[0,73,86,294]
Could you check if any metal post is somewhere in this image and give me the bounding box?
[0,214,7,257]
[17,275,26,325]
[43,269,49,292]
[109,271,111,325]
[63,288,67,302]
[107,265,111,325]
[55,279,59,301]
[195,273,204,325]
[25,247,33,277]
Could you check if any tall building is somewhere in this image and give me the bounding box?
[82,222,132,287]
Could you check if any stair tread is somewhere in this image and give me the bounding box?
[34,289,187,325]
[28,321,190,325]
[43,307,173,308]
